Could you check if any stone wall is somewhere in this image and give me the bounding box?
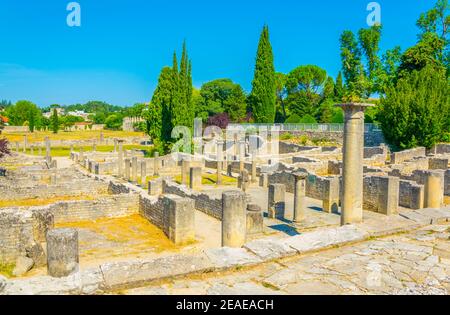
[399,180,424,210]
[445,170,450,196]
[0,210,34,263]
[162,180,222,220]
[363,176,399,215]
[429,158,449,170]
[390,147,426,164]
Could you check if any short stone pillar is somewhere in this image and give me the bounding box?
[222,191,247,247]
[268,184,286,219]
[322,177,340,214]
[424,171,444,208]
[79,147,84,163]
[181,159,190,185]
[140,160,147,186]
[118,140,124,177]
[15,142,19,152]
[246,203,263,235]
[153,152,160,176]
[148,179,163,196]
[124,158,131,181]
[259,173,269,188]
[251,158,257,183]
[293,172,308,223]
[238,169,250,192]
[46,228,79,278]
[378,176,400,215]
[99,132,104,143]
[163,195,195,244]
[189,167,202,190]
[30,145,34,155]
[131,156,138,183]
[338,103,374,225]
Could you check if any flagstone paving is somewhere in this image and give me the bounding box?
[124,224,450,295]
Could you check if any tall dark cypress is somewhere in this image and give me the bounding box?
[250,25,276,123]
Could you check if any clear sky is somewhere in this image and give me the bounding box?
[0,0,435,107]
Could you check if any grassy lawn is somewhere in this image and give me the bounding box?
[0,195,99,208]
[2,130,146,143]
[24,144,155,157]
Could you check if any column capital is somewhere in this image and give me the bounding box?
[335,103,375,111]
[293,171,308,180]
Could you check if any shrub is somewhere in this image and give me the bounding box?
[285,114,301,123]
[280,133,293,140]
[299,114,317,124]
[207,113,230,129]
[379,66,449,150]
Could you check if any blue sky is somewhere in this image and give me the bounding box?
[0,0,434,107]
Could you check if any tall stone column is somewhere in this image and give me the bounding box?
[338,103,374,225]
[153,152,160,176]
[131,156,138,183]
[45,137,51,164]
[140,160,147,187]
[216,140,224,185]
[424,171,444,208]
[118,140,124,177]
[23,135,28,153]
[222,190,246,247]
[239,140,245,172]
[124,158,131,181]
[293,172,308,223]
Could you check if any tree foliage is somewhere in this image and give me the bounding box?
[51,108,59,134]
[249,25,276,123]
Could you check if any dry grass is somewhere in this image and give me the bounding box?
[23,144,153,157]
[0,195,97,208]
[174,173,237,186]
[55,214,182,253]
[0,263,15,278]
[3,130,145,143]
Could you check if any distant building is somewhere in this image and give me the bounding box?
[66,110,92,121]
[122,117,145,131]
[43,107,65,119]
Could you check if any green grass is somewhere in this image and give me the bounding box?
[0,262,15,278]
[23,144,155,157]
[174,173,237,186]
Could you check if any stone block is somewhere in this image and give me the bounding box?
[268,184,285,219]
[162,195,195,245]
[222,191,247,248]
[204,247,262,269]
[12,256,34,277]
[46,228,79,278]
[246,204,263,235]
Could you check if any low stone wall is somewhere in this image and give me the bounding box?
[33,195,139,223]
[0,180,108,201]
[429,158,449,170]
[445,170,450,196]
[363,176,399,215]
[3,126,29,133]
[399,180,424,210]
[162,180,222,220]
[430,143,450,155]
[390,147,426,165]
[279,130,385,147]
[278,142,322,154]
[0,210,34,263]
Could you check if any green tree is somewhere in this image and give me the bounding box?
[195,79,247,122]
[5,100,41,128]
[334,71,345,100]
[274,72,288,122]
[379,66,449,149]
[51,108,59,134]
[104,114,123,130]
[249,25,276,123]
[340,30,366,99]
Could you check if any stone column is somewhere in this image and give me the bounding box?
[15,142,19,153]
[246,204,263,235]
[79,147,84,163]
[30,145,34,155]
[268,184,286,219]
[45,137,51,164]
[46,228,79,278]
[189,167,202,190]
[118,140,124,177]
[251,158,257,183]
[153,152,160,176]
[131,157,138,183]
[92,140,97,152]
[424,171,444,208]
[293,172,308,223]
[239,140,245,172]
[222,190,247,247]
[124,158,131,181]
[100,132,104,143]
[259,173,269,188]
[338,103,374,225]
[70,144,74,153]
[181,159,190,185]
[23,135,28,153]
[140,160,147,187]
[216,140,224,185]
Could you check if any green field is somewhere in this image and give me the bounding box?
[24,144,155,157]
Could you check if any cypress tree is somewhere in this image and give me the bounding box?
[334,71,345,101]
[150,67,173,147]
[51,108,59,134]
[250,25,276,123]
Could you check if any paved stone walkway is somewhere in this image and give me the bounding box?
[125,224,450,295]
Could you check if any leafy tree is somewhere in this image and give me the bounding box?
[105,114,123,130]
[207,113,230,129]
[379,66,449,149]
[249,25,276,123]
[60,115,84,131]
[285,65,331,119]
[5,100,42,128]
[299,114,317,124]
[275,72,288,122]
[195,79,246,122]
[340,30,366,99]
[285,114,302,123]
[334,71,345,100]
[151,66,174,147]
[51,108,59,134]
